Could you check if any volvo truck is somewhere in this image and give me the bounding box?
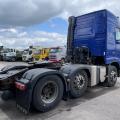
[0,10,119,114]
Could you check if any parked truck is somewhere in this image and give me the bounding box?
[32,47,42,61]
[39,48,50,61]
[22,49,33,62]
[2,48,17,61]
[32,48,50,61]
[32,49,41,61]
[49,46,66,63]
[0,10,120,114]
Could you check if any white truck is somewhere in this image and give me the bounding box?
[22,49,33,62]
[49,46,66,63]
[2,48,17,61]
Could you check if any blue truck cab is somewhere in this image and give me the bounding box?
[67,10,120,68]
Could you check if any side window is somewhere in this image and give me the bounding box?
[116,28,120,41]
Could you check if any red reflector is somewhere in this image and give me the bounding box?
[15,82,26,91]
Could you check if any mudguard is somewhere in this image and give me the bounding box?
[60,64,103,87]
[60,64,91,77]
[15,68,66,113]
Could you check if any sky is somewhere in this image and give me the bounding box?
[0,0,120,49]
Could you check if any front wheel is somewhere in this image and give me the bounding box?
[104,65,118,87]
[33,75,64,112]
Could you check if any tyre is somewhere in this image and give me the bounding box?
[33,75,64,112]
[104,65,118,87]
[70,70,88,98]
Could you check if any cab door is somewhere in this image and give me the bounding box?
[115,27,120,62]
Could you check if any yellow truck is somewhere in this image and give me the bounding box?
[33,48,50,61]
[32,49,41,61]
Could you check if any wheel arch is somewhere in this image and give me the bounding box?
[33,72,67,95]
[60,65,91,87]
[15,68,67,112]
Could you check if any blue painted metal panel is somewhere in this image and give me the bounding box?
[73,10,120,65]
[73,10,106,56]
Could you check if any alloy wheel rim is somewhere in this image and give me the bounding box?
[41,81,58,104]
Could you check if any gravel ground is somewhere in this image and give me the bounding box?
[0,61,120,120]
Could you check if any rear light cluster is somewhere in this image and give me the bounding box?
[15,82,26,91]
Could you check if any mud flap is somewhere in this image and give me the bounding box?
[16,86,32,114]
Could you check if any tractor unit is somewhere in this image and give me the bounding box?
[0,10,120,113]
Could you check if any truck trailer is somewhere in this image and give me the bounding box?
[0,10,120,114]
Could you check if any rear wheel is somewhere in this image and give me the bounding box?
[70,70,88,98]
[104,65,118,87]
[33,75,63,112]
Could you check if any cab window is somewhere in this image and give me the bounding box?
[116,28,120,41]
